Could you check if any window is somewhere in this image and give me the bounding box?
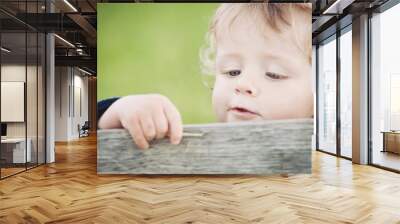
[371,3,400,171]
[317,36,337,154]
[340,27,352,158]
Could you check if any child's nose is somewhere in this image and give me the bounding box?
[235,79,258,97]
[235,87,254,95]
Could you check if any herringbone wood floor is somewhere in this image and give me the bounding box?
[1,134,400,224]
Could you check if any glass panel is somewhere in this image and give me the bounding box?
[340,28,352,158]
[38,32,45,165]
[312,46,317,150]
[0,1,46,178]
[27,30,38,169]
[318,36,337,154]
[371,4,400,171]
[1,30,27,177]
[26,0,39,169]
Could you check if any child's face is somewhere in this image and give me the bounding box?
[212,14,313,122]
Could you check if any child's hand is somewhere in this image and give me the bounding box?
[98,94,183,149]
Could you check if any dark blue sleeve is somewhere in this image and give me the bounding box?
[97,97,120,125]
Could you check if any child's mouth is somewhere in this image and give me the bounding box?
[229,107,260,117]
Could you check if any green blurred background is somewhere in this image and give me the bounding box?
[98,3,219,124]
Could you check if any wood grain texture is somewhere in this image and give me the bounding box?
[1,135,400,223]
[98,119,313,174]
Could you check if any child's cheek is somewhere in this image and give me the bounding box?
[212,78,231,122]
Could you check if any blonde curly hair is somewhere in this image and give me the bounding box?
[199,3,312,79]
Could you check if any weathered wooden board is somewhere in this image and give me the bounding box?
[97,119,313,175]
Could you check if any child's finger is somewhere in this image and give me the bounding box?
[126,116,149,149]
[152,109,169,139]
[139,113,157,142]
[162,101,183,145]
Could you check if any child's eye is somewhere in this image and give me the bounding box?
[265,72,288,80]
[224,70,241,77]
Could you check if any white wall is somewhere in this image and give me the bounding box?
[55,67,69,141]
[70,72,89,139]
[1,63,46,164]
[55,67,89,141]
[1,65,26,136]
[1,65,42,138]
